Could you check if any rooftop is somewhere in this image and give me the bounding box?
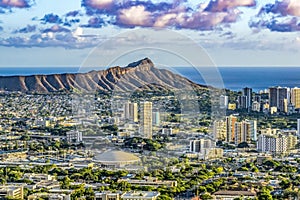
[94,150,140,163]
[214,190,256,196]
[121,191,160,198]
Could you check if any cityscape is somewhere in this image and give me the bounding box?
[2,0,300,199]
[0,58,299,200]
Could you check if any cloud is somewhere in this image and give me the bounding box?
[41,13,62,24]
[81,16,105,28]
[13,24,36,33]
[154,9,242,30]
[81,0,256,30]
[42,25,70,33]
[63,19,80,27]
[0,26,3,31]
[250,0,300,32]
[66,10,81,17]
[82,0,114,15]
[116,5,153,27]
[0,27,99,48]
[259,0,300,17]
[64,10,82,26]
[0,0,34,9]
[250,17,300,32]
[204,0,256,12]
[37,12,81,27]
[83,0,113,10]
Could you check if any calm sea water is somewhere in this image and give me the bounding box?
[0,67,299,92]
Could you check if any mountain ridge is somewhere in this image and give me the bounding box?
[0,58,207,93]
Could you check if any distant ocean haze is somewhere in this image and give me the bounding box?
[0,66,300,91]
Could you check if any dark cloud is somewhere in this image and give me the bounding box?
[249,0,300,32]
[250,17,300,32]
[42,25,70,33]
[219,31,236,39]
[0,0,34,9]
[81,16,105,28]
[63,19,80,27]
[13,24,36,33]
[0,26,3,31]
[66,10,81,17]
[82,0,180,15]
[41,13,62,24]
[257,0,300,17]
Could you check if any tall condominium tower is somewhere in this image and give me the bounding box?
[226,115,237,143]
[242,87,253,110]
[124,102,138,122]
[269,87,289,112]
[140,101,153,139]
[234,120,257,145]
[291,87,300,109]
[297,119,300,135]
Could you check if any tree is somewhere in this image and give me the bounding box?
[238,142,249,148]
[61,176,71,189]
[201,193,213,200]
[157,195,172,200]
[258,188,273,200]
[280,179,291,189]
[84,187,95,200]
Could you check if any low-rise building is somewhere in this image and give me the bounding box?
[121,191,160,200]
[119,177,177,188]
[0,185,24,200]
[213,190,256,200]
[28,193,70,200]
[95,192,120,200]
[35,180,60,190]
[23,173,56,182]
[66,130,83,144]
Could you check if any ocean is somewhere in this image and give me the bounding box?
[0,67,300,92]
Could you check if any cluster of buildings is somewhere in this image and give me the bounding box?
[0,184,162,200]
[222,86,300,114]
[213,115,299,154]
[113,101,159,140]
[188,138,223,160]
[257,128,298,154]
[213,115,257,145]
[95,191,160,200]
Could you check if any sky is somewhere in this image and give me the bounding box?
[1,0,300,67]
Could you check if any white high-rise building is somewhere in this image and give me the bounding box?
[257,134,287,154]
[152,112,160,126]
[213,120,226,141]
[252,101,261,112]
[140,102,153,139]
[249,120,257,141]
[190,139,215,153]
[297,119,300,136]
[219,95,229,109]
